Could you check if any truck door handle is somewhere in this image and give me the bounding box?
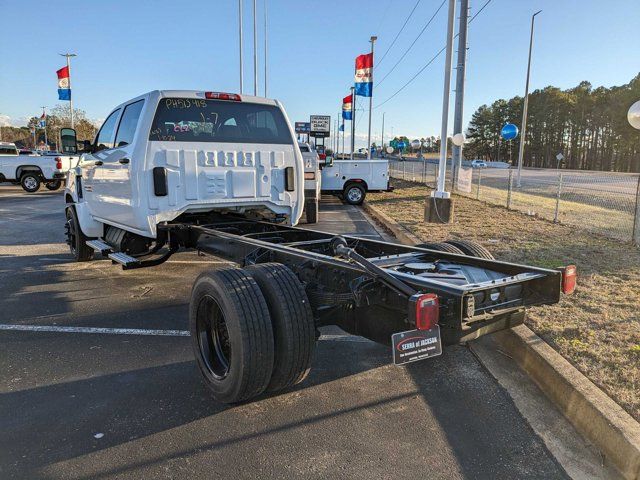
[118,158,130,165]
[94,160,103,166]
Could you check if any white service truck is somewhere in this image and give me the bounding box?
[62,89,575,405]
[321,158,391,205]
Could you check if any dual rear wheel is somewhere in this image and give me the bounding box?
[189,263,315,404]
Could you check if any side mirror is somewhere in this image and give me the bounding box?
[60,128,78,154]
[81,139,94,154]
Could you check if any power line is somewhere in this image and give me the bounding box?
[374,0,493,109]
[376,0,422,68]
[377,0,447,87]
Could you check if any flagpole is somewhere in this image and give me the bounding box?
[350,86,355,160]
[341,117,345,158]
[367,36,377,160]
[41,106,48,149]
[60,53,77,129]
[239,0,244,93]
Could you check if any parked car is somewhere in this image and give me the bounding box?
[470,160,487,168]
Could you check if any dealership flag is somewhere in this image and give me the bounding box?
[342,94,353,120]
[39,112,46,128]
[57,66,71,100]
[354,53,373,97]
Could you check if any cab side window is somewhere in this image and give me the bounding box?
[114,100,144,148]
[95,109,121,151]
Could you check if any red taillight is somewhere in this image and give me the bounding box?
[409,293,439,331]
[205,92,241,101]
[560,265,577,294]
[304,172,315,180]
[55,157,62,169]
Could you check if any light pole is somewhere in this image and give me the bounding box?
[253,0,258,96]
[59,53,77,128]
[239,0,243,93]
[366,35,377,160]
[516,10,542,188]
[264,0,268,96]
[381,112,385,152]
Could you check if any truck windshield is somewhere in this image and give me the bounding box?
[149,98,293,145]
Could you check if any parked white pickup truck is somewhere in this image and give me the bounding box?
[321,158,391,205]
[64,90,304,259]
[0,150,77,192]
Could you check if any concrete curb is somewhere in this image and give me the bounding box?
[362,200,640,480]
[493,326,640,480]
[361,201,421,245]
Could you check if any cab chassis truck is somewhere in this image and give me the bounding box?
[63,90,576,404]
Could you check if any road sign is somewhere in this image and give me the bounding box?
[295,122,310,134]
[501,123,519,140]
[310,115,331,138]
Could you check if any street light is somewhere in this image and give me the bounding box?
[515,10,542,188]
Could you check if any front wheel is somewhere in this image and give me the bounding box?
[65,206,94,261]
[21,173,41,193]
[45,180,62,191]
[344,183,365,205]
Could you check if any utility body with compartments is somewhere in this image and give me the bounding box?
[321,159,391,205]
[299,142,321,223]
[63,90,576,404]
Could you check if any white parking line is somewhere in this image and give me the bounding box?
[0,324,372,342]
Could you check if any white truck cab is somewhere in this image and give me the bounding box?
[64,90,305,259]
[298,142,320,223]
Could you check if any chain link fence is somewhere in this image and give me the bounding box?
[389,159,640,245]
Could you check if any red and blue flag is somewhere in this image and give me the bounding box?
[57,66,71,100]
[354,53,373,97]
[342,94,353,120]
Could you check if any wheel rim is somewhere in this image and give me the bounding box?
[196,295,231,380]
[24,177,37,190]
[347,187,362,203]
[65,211,77,255]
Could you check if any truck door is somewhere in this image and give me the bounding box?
[80,108,121,218]
[95,99,144,226]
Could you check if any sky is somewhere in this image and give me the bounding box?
[1,0,638,148]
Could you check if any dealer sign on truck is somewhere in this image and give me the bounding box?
[310,115,331,138]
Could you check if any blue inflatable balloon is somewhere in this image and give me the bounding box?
[501,123,519,140]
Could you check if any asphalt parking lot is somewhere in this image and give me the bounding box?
[0,186,568,479]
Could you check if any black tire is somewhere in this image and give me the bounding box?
[21,173,41,193]
[65,206,94,261]
[343,183,366,205]
[305,199,318,224]
[415,242,465,255]
[45,180,62,191]
[245,263,316,392]
[443,239,494,259]
[189,268,275,404]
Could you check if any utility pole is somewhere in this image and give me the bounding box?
[366,36,377,159]
[239,0,244,93]
[451,0,469,190]
[264,0,268,96]
[59,53,77,128]
[253,0,258,95]
[425,0,456,223]
[350,86,356,160]
[516,10,542,187]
